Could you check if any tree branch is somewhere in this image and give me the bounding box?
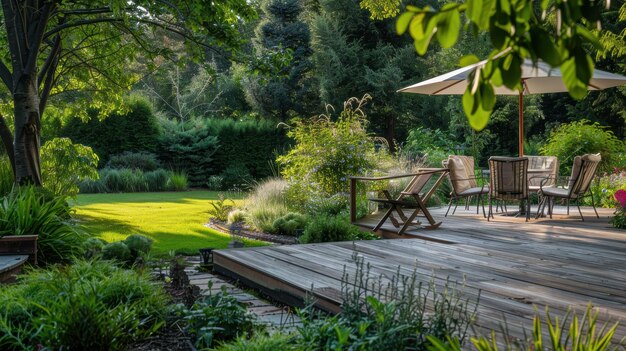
[0,60,13,89]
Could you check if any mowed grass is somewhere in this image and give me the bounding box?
[72,191,267,255]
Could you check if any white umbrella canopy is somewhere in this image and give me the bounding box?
[398,59,626,155]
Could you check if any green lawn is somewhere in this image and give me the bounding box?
[73,191,266,255]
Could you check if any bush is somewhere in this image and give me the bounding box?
[176,286,257,349]
[277,95,393,207]
[83,237,107,259]
[0,260,168,351]
[542,120,624,175]
[272,212,308,236]
[80,168,179,193]
[106,151,161,171]
[40,137,99,197]
[220,162,253,191]
[403,126,456,167]
[124,234,153,258]
[60,96,162,165]
[102,242,132,263]
[158,118,219,187]
[0,186,85,264]
[207,175,224,190]
[299,215,369,243]
[304,193,349,216]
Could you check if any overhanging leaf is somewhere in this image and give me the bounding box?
[436,9,461,48]
[396,11,414,35]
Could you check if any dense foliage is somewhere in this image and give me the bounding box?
[299,215,376,243]
[40,138,99,197]
[541,120,625,175]
[79,168,188,193]
[277,96,392,206]
[0,260,168,351]
[61,97,162,165]
[0,186,86,265]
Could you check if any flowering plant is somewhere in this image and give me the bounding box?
[610,189,626,229]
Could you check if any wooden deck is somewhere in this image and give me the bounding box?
[213,205,626,341]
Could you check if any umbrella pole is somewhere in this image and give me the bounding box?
[518,91,524,157]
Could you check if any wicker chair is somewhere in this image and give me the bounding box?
[526,155,559,193]
[536,154,601,221]
[488,156,530,221]
[442,155,488,217]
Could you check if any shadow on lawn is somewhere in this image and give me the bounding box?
[74,213,140,237]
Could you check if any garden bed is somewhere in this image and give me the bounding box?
[206,220,297,245]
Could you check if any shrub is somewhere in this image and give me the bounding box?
[158,118,219,187]
[277,95,393,207]
[0,260,168,351]
[40,137,99,197]
[542,120,624,175]
[83,237,107,259]
[167,171,188,191]
[304,193,349,216]
[106,151,161,171]
[220,162,253,191]
[272,212,308,236]
[60,96,162,165]
[102,242,132,263]
[299,215,368,243]
[403,126,456,167]
[227,209,247,224]
[145,169,170,191]
[176,286,257,349]
[124,234,153,258]
[0,186,86,264]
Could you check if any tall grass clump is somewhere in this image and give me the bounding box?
[0,186,86,264]
[244,178,290,232]
[167,171,188,191]
[145,169,170,191]
[0,260,168,351]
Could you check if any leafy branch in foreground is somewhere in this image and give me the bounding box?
[394,0,609,130]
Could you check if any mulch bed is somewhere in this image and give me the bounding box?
[206,220,298,244]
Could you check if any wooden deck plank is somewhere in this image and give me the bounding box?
[214,206,626,342]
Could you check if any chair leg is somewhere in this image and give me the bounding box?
[488,196,493,221]
[526,198,530,221]
[590,189,600,219]
[452,201,459,214]
[576,200,585,222]
[445,198,454,217]
[566,199,570,215]
[548,197,554,219]
[535,195,546,219]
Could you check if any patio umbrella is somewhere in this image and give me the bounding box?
[398,59,626,156]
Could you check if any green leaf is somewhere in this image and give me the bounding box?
[409,13,426,39]
[436,9,461,48]
[500,55,522,90]
[463,88,491,131]
[396,12,414,35]
[489,24,508,49]
[561,56,588,100]
[529,27,561,66]
[480,83,496,110]
[459,54,480,67]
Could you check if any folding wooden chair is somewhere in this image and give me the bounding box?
[370,168,448,234]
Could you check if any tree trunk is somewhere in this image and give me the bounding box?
[13,74,42,185]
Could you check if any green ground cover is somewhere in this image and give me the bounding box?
[73,191,266,255]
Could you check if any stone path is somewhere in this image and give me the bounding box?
[185,257,302,333]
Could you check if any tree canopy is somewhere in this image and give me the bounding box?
[0,0,256,184]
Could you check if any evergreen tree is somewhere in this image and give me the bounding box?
[247,0,318,119]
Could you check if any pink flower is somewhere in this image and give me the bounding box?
[614,189,626,208]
